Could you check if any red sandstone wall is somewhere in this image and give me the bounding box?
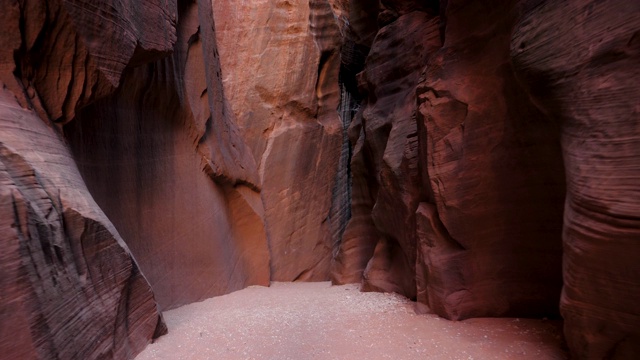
[332,1,640,358]
[1,1,638,359]
[1,1,173,358]
[212,0,345,281]
[64,0,271,310]
[511,1,640,357]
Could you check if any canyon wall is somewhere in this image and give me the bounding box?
[1,0,270,358]
[1,0,639,359]
[0,86,166,359]
[332,0,639,358]
[1,0,173,358]
[63,0,271,310]
[511,1,640,357]
[1,0,346,356]
[332,0,567,318]
[211,0,346,281]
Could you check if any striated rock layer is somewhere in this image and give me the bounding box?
[1,0,173,358]
[415,0,566,319]
[2,0,639,359]
[339,9,443,299]
[512,0,640,357]
[1,0,269,357]
[332,0,639,359]
[332,0,566,318]
[0,85,165,359]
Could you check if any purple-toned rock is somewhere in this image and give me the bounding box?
[332,1,566,319]
[512,0,640,357]
[414,0,566,319]
[64,0,270,310]
[0,85,165,359]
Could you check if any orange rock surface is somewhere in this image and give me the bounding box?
[213,0,345,281]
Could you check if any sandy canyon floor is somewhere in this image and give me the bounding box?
[136,282,567,360]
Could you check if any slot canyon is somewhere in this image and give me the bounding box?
[0,0,638,359]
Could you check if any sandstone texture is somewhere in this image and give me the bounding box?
[1,1,639,359]
[1,0,268,358]
[332,0,566,318]
[1,1,174,358]
[212,0,346,281]
[415,0,566,319]
[64,0,270,310]
[335,9,443,299]
[512,1,640,357]
[331,1,639,359]
[0,85,166,359]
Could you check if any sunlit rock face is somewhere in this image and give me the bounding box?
[212,0,346,281]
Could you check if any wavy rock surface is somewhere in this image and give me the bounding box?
[2,1,639,359]
[1,0,269,357]
[1,1,174,358]
[415,0,566,319]
[333,1,566,316]
[333,1,639,359]
[212,0,344,280]
[335,10,442,298]
[64,0,270,310]
[9,0,178,124]
[0,86,166,359]
[511,0,640,357]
